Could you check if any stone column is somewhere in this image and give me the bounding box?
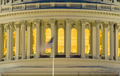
[0,25,4,61]
[77,21,81,56]
[103,23,108,60]
[66,19,71,58]
[110,22,114,60]
[2,0,4,5]
[114,24,119,61]
[96,21,100,59]
[15,23,20,60]
[80,20,85,58]
[35,20,40,58]
[27,22,32,59]
[91,21,96,59]
[6,24,10,60]
[21,21,26,59]
[50,19,56,58]
[9,23,13,60]
[40,22,45,56]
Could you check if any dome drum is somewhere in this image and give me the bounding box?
[0,0,120,76]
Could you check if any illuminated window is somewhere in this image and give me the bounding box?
[118,33,120,57]
[58,28,64,54]
[45,28,51,53]
[4,33,7,56]
[100,30,103,55]
[85,29,90,54]
[32,28,36,54]
[108,31,110,55]
[71,28,77,54]
[13,32,16,56]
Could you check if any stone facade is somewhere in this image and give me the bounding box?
[0,0,120,76]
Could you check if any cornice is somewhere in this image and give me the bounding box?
[0,9,120,19]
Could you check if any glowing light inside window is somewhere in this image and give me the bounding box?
[13,32,16,56]
[71,28,77,53]
[85,29,90,54]
[100,30,103,55]
[58,28,64,54]
[108,31,110,55]
[32,28,36,54]
[118,33,120,57]
[4,33,7,56]
[45,28,51,53]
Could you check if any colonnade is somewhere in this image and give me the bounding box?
[0,19,119,61]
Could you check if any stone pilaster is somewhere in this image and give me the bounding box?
[0,24,4,61]
[27,21,32,59]
[103,23,108,60]
[21,21,26,59]
[15,22,21,60]
[114,24,119,61]
[96,21,100,59]
[48,19,56,58]
[91,21,97,59]
[5,24,10,60]
[77,21,81,56]
[110,22,114,60]
[66,19,71,58]
[9,23,13,60]
[80,20,85,58]
[35,20,40,58]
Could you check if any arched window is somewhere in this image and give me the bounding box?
[71,28,77,54]
[85,28,90,54]
[58,28,64,54]
[118,33,120,57]
[4,33,7,57]
[13,32,16,56]
[100,30,103,55]
[32,28,36,54]
[45,28,51,53]
[108,31,110,55]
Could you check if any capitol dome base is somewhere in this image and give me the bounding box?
[0,58,118,76]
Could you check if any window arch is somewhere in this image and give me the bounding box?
[100,30,103,55]
[45,28,51,53]
[118,33,120,57]
[32,28,36,54]
[85,28,90,54]
[71,28,77,54]
[58,28,64,54]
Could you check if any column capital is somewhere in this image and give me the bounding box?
[115,23,120,29]
[91,20,101,27]
[26,21,33,27]
[34,19,41,25]
[14,22,21,29]
[4,23,9,30]
[49,19,56,25]
[102,22,109,28]
[21,21,26,31]
[80,19,90,26]
[0,24,3,28]
[109,22,115,26]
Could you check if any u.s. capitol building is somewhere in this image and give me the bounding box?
[0,0,120,76]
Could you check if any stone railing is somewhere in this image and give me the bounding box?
[0,2,120,13]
